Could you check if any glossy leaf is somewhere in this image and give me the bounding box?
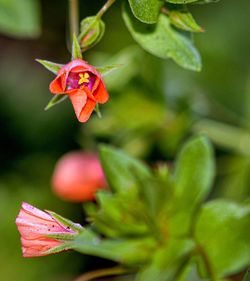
[128,0,164,24]
[195,200,250,278]
[169,11,204,33]
[123,2,201,71]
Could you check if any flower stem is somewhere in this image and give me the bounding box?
[74,266,128,281]
[96,0,116,19]
[69,0,79,38]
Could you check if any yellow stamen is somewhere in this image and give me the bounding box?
[78,73,90,84]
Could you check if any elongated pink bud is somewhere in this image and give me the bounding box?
[15,202,83,257]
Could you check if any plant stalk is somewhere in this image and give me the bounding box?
[74,266,128,281]
[69,0,79,38]
[96,0,116,19]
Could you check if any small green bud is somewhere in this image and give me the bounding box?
[78,16,105,51]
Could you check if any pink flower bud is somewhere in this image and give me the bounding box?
[52,151,107,202]
[15,202,82,257]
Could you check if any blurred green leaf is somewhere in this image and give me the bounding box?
[0,0,40,38]
[78,16,105,51]
[166,0,198,3]
[195,200,250,278]
[123,2,201,71]
[128,0,163,24]
[99,145,150,193]
[72,34,82,59]
[169,11,204,33]
[174,135,215,208]
[136,239,194,281]
[167,136,214,236]
[87,190,149,238]
[44,94,68,111]
[195,0,220,3]
[73,228,156,264]
[36,59,63,75]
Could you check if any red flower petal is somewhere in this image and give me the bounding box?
[94,80,109,104]
[68,90,88,120]
[79,99,96,122]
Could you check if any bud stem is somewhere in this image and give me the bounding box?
[96,0,116,19]
[69,0,79,39]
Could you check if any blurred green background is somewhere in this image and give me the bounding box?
[0,0,250,280]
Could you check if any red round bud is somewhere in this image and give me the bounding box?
[52,151,107,202]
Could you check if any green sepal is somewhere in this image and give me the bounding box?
[72,34,82,60]
[36,59,63,75]
[44,232,77,241]
[44,242,74,255]
[46,210,83,232]
[96,64,124,77]
[44,94,68,111]
[94,103,102,119]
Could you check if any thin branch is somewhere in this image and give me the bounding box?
[74,266,128,281]
[69,0,79,38]
[96,0,116,19]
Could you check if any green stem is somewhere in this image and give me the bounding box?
[74,266,128,281]
[96,0,116,19]
[197,245,217,281]
[69,0,79,38]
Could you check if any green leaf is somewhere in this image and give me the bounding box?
[99,145,151,193]
[78,16,105,51]
[128,0,164,24]
[0,0,40,38]
[72,34,82,60]
[169,11,204,33]
[195,200,250,278]
[72,228,156,264]
[96,64,124,76]
[122,2,201,71]
[174,135,215,208]
[166,0,199,3]
[195,0,220,4]
[136,239,195,281]
[90,190,149,237]
[167,136,214,236]
[36,59,63,75]
[44,94,68,111]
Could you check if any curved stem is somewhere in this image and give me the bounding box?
[69,0,79,38]
[197,245,217,281]
[96,0,116,19]
[74,266,128,281]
